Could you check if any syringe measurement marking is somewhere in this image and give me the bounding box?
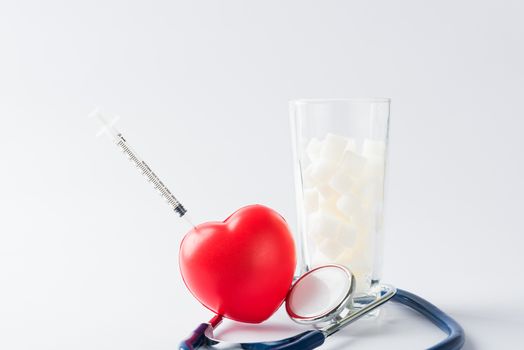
[116,134,187,216]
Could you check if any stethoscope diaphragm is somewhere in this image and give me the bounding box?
[285,264,355,325]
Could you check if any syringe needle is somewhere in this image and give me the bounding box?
[90,108,192,223]
[181,213,196,229]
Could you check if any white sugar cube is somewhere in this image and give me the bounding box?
[350,206,375,232]
[359,183,379,202]
[309,232,325,246]
[303,189,319,213]
[336,195,359,218]
[329,167,355,195]
[317,237,345,259]
[362,162,385,181]
[359,184,384,211]
[335,247,373,292]
[306,137,322,162]
[362,139,386,158]
[319,133,348,163]
[318,195,339,213]
[337,221,358,247]
[349,252,374,274]
[334,244,373,273]
[308,210,340,239]
[346,138,358,153]
[334,247,353,265]
[316,184,338,201]
[311,250,333,266]
[308,161,337,184]
[341,241,373,269]
[339,150,367,178]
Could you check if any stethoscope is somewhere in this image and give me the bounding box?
[180,265,465,350]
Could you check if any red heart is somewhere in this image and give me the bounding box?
[179,204,296,323]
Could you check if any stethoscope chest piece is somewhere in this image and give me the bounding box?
[285,264,355,326]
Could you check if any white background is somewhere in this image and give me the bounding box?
[1,0,523,349]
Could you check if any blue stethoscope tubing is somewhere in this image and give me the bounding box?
[179,288,465,350]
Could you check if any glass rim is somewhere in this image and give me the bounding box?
[290,97,390,105]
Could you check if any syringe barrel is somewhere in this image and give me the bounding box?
[115,134,187,217]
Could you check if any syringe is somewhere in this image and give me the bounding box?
[91,108,194,227]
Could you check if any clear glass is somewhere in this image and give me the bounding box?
[290,98,390,296]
